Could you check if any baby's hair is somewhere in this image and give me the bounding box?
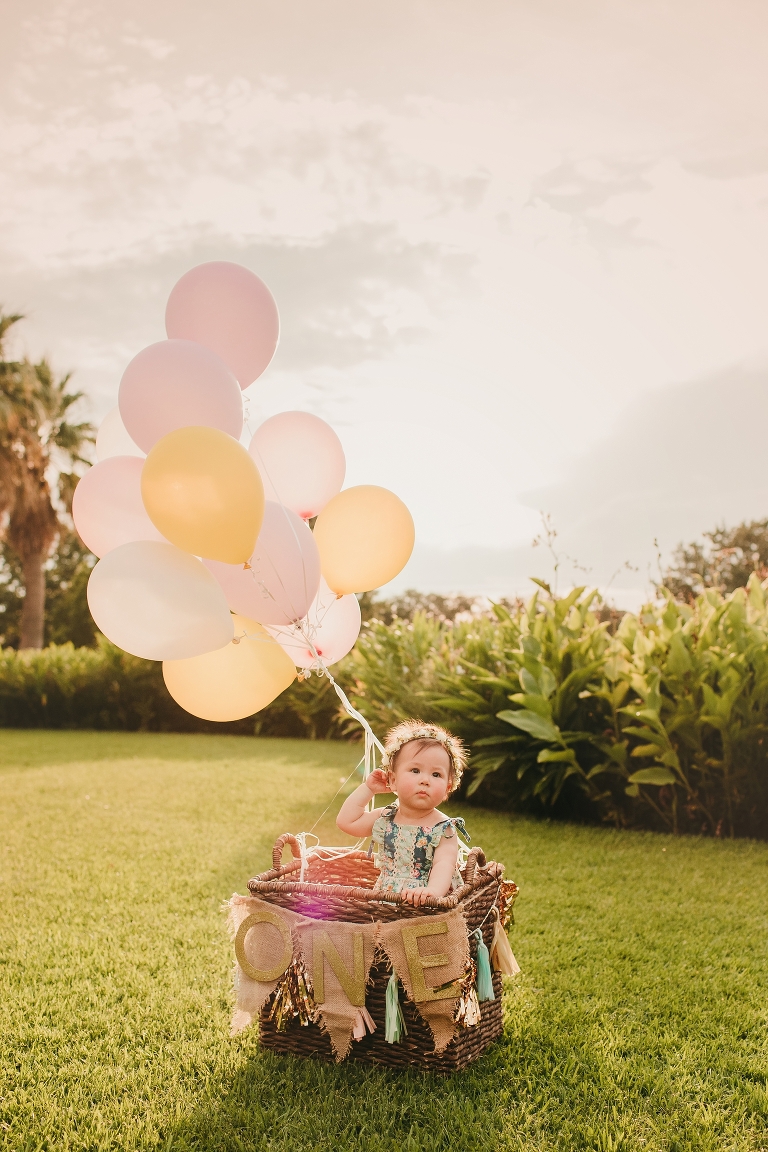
[381,719,468,794]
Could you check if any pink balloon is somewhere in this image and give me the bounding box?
[165,262,279,389]
[118,340,242,453]
[72,457,165,558]
[270,578,361,669]
[203,502,320,626]
[249,412,346,520]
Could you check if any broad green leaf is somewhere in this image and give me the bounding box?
[625,783,640,797]
[497,709,561,743]
[635,708,663,727]
[519,668,540,696]
[466,756,507,795]
[631,743,662,758]
[623,727,665,746]
[509,693,551,719]
[539,664,557,699]
[666,632,692,675]
[537,748,577,765]
[747,572,765,611]
[627,766,677,786]
[473,734,522,747]
[521,634,541,657]
[554,586,586,622]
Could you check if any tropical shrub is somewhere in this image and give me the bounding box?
[345,581,768,838]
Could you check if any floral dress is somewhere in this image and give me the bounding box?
[370,803,470,894]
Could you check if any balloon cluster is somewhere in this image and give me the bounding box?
[76,261,415,722]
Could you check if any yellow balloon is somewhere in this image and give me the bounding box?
[313,485,415,594]
[142,426,264,564]
[162,613,296,721]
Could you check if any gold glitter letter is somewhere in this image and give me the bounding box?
[234,909,293,983]
[312,930,366,1006]
[400,920,460,1002]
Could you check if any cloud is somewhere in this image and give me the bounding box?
[522,365,768,586]
[4,223,471,406]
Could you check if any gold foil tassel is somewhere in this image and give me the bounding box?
[268,956,317,1031]
[454,957,482,1028]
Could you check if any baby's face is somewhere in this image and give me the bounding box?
[391,742,452,813]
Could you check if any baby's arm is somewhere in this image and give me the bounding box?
[336,769,391,837]
[402,829,459,907]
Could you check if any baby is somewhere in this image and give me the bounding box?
[336,719,469,907]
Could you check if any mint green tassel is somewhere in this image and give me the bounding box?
[385,972,406,1043]
[473,928,495,1002]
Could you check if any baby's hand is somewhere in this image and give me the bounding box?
[401,888,433,908]
[365,769,392,795]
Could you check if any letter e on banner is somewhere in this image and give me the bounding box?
[312,930,366,1006]
[234,908,293,982]
[400,921,460,1002]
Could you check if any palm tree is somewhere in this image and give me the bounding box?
[0,312,93,648]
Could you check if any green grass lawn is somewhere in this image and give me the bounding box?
[1,730,767,1152]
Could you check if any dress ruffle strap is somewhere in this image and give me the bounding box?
[451,816,471,843]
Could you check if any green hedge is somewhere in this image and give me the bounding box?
[5,578,768,837]
[0,637,345,739]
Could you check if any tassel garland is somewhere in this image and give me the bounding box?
[489,907,521,976]
[454,957,482,1028]
[472,928,496,1002]
[268,956,316,1031]
[385,971,407,1044]
[352,1006,377,1041]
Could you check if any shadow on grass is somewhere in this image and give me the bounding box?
[164,1032,517,1152]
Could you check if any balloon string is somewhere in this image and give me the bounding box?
[241,616,384,812]
[241,417,378,805]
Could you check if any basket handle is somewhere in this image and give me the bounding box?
[272,834,303,870]
[463,847,486,884]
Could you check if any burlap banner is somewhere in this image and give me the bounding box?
[227,896,378,1059]
[227,895,472,1060]
[377,907,469,1052]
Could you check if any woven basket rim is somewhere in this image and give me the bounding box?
[247,835,512,912]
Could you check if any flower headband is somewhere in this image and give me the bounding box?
[380,719,468,791]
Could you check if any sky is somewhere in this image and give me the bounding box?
[2,0,768,604]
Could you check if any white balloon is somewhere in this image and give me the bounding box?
[269,577,361,669]
[96,407,144,461]
[87,541,233,661]
[72,457,165,558]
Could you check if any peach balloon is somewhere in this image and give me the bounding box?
[270,578,361,669]
[249,411,345,520]
[87,541,233,661]
[203,501,320,626]
[165,262,279,388]
[313,485,415,594]
[119,339,243,453]
[163,613,296,721]
[141,427,264,564]
[72,457,164,558]
[96,407,143,461]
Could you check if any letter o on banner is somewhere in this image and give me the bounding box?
[234,909,293,983]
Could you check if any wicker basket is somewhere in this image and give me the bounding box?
[247,833,518,1072]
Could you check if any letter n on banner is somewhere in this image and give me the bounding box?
[312,930,366,1006]
[400,921,461,1002]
